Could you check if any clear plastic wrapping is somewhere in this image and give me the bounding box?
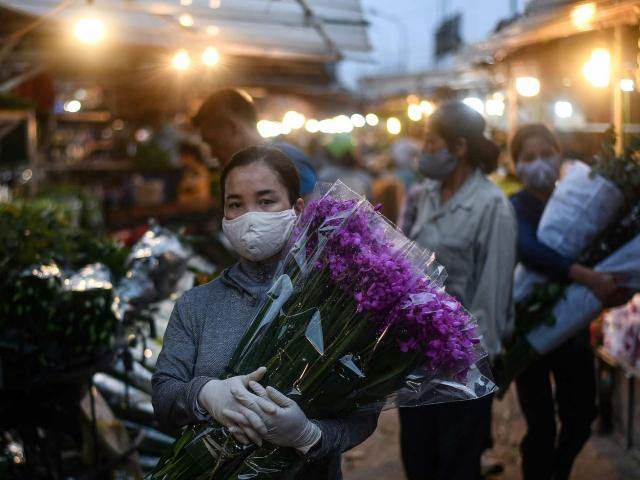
[151,181,495,479]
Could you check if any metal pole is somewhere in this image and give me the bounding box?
[612,25,624,154]
[507,63,519,142]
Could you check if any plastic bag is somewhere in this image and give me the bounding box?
[114,224,192,319]
[537,161,624,258]
[527,234,640,355]
[150,181,495,480]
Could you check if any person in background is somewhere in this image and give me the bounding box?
[390,137,420,192]
[510,124,620,480]
[318,134,373,198]
[399,101,517,480]
[177,142,212,204]
[152,146,378,480]
[192,89,317,197]
[369,154,406,225]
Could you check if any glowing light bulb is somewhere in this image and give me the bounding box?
[386,117,401,135]
[202,46,220,66]
[463,97,485,114]
[74,17,106,45]
[365,113,379,126]
[571,3,596,30]
[554,101,573,119]
[515,77,541,97]
[179,14,194,27]
[305,119,320,133]
[350,114,366,128]
[620,78,635,92]
[64,100,82,113]
[583,48,610,87]
[172,50,191,70]
[407,104,422,121]
[420,101,435,116]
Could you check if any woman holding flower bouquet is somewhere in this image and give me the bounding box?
[152,146,379,479]
[399,101,517,480]
[509,124,622,480]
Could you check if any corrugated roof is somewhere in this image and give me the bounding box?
[0,0,370,62]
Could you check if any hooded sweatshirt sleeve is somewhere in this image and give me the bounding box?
[152,295,212,429]
[303,412,380,461]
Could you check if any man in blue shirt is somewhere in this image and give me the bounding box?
[192,89,316,197]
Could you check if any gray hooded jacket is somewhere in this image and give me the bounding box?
[152,259,379,479]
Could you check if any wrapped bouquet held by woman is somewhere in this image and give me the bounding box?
[151,146,495,479]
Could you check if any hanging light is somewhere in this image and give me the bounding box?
[515,77,541,97]
[305,119,320,133]
[180,0,193,5]
[583,48,610,88]
[257,120,283,138]
[365,113,379,126]
[350,114,366,128]
[202,47,220,66]
[571,3,596,30]
[386,117,401,135]
[407,104,422,122]
[554,101,573,119]
[74,17,106,44]
[620,78,635,92]
[334,115,353,133]
[172,50,191,70]
[179,13,194,27]
[64,100,82,113]
[463,97,485,114]
[485,93,505,117]
[420,100,435,116]
[282,111,306,130]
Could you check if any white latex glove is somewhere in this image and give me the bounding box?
[225,381,321,452]
[198,367,274,446]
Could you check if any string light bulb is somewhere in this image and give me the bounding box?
[179,13,194,27]
[202,46,220,66]
[74,17,106,44]
[172,50,191,70]
[386,117,401,135]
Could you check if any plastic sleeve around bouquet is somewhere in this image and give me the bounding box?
[150,181,495,480]
[527,233,640,355]
[536,161,624,258]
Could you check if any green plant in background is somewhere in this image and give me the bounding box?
[590,127,640,207]
[135,142,172,172]
[35,185,105,230]
[0,199,129,383]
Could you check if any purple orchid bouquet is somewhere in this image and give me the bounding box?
[150,181,495,479]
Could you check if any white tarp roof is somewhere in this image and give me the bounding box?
[0,0,371,62]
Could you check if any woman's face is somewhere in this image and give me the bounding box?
[423,125,466,159]
[224,161,302,220]
[423,126,449,154]
[517,135,559,165]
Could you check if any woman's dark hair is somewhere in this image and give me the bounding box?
[430,100,500,174]
[221,146,300,204]
[510,123,560,164]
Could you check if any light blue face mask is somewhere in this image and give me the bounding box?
[418,148,459,180]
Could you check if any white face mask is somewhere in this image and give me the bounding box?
[222,209,297,262]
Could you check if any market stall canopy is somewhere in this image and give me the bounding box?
[0,0,370,62]
[470,0,640,62]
